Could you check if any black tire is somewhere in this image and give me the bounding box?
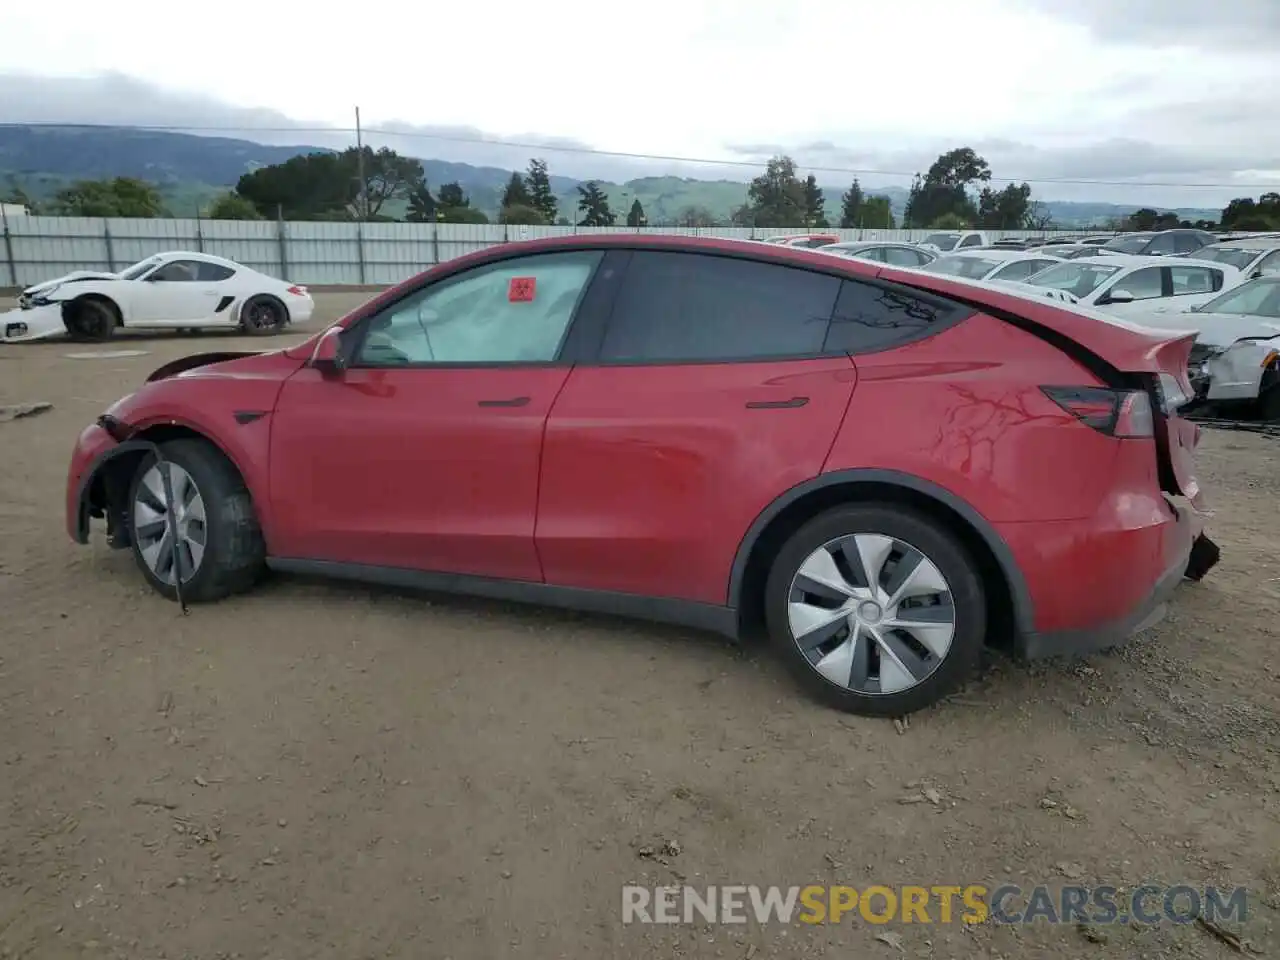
[64,296,118,342]
[764,503,987,717]
[126,439,266,603]
[1258,383,1280,422]
[240,295,287,336]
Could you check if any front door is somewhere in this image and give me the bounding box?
[133,259,223,324]
[268,249,604,581]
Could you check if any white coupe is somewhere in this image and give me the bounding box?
[1008,255,1245,317]
[2,251,315,343]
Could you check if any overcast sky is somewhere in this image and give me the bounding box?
[2,0,1278,207]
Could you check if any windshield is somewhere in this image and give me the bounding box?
[119,256,162,280]
[1024,261,1123,297]
[1196,278,1280,318]
[1101,235,1152,254]
[923,233,961,250]
[920,256,1004,279]
[1192,247,1265,270]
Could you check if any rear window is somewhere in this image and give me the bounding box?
[599,251,840,362]
[923,233,961,250]
[1193,247,1263,270]
[921,256,1004,279]
[1102,235,1152,254]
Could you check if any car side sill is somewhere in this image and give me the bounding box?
[266,558,741,639]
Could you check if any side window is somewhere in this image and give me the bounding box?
[1146,233,1177,256]
[913,250,935,266]
[854,246,887,263]
[150,260,204,282]
[882,247,923,267]
[990,260,1039,282]
[197,262,235,281]
[1107,267,1164,301]
[1169,266,1218,296]
[823,279,970,354]
[598,252,840,362]
[1173,233,1202,254]
[1256,251,1280,276]
[959,234,983,248]
[355,251,601,366]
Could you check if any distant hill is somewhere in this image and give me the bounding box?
[0,125,1222,227]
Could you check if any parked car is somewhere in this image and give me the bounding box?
[1180,239,1280,280]
[1100,229,1217,257]
[1143,277,1280,419]
[917,249,1069,284]
[2,251,314,343]
[763,234,841,248]
[817,241,938,267]
[1012,256,1242,316]
[1075,236,1118,246]
[66,234,1215,716]
[918,230,989,253]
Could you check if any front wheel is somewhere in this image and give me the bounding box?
[64,297,118,341]
[764,503,987,716]
[127,439,267,603]
[240,295,287,336]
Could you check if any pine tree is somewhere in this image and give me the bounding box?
[576,181,616,227]
[839,179,864,228]
[803,175,827,228]
[524,159,558,225]
[500,172,533,210]
[626,198,647,227]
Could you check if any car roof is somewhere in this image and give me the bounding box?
[941,249,1054,262]
[1061,254,1235,271]
[825,240,919,249]
[1202,239,1280,251]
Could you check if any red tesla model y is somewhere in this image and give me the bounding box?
[66,234,1217,715]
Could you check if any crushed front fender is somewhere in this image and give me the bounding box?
[1,303,67,342]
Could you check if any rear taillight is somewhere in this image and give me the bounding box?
[1041,386,1154,438]
[286,285,308,296]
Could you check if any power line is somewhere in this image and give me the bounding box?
[4,120,1280,191]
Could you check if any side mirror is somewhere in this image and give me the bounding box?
[1250,269,1263,280]
[309,326,347,376]
[1105,290,1135,304]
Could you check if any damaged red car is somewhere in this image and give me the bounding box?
[66,234,1218,715]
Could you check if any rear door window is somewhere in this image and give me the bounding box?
[598,251,840,362]
[1169,265,1221,296]
[823,279,971,354]
[1106,266,1164,301]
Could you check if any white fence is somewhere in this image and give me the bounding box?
[0,216,1082,288]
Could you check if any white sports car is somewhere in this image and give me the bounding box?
[1008,255,1245,317]
[1,251,315,343]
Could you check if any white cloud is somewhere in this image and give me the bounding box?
[2,0,1279,205]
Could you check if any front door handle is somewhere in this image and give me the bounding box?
[478,396,531,408]
[745,397,809,409]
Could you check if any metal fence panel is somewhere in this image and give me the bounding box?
[0,215,1092,288]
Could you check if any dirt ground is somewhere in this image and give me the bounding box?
[1,292,1278,959]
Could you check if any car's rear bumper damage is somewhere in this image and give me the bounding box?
[1018,498,1215,660]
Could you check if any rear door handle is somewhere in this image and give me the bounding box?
[478,396,531,408]
[745,397,809,409]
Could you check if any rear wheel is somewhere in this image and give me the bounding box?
[64,297,118,341]
[765,504,986,716]
[127,439,266,602]
[240,295,287,336]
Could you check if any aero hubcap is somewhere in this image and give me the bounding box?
[787,533,955,695]
[132,463,207,584]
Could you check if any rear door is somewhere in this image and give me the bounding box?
[535,249,856,605]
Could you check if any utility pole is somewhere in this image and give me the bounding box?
[355,105,367,221]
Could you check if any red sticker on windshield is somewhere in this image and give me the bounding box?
[508,277,536,302]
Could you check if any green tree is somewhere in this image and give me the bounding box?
[839,179,864,228]
[441,207,490,224]
[499,204,547,225]
[354,147,424,219]
[52,177,166,217]
[904,147,991,228]
[746,156,807,228]
[929,211,971,230]
[802,175,828,227]
[977,182,1032,229]
[437,182,468,208]
[1220,193,1280,231]
[434,182,489,223]
[626,198,648,227]
[576,181,616,226]
[524,159,559,225]
[500,172,533,210]
[860,195,895,229]
[405,181,436,222]
[234,146,420,220]
[206,191,262,220]
[1125,208,1179,231]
